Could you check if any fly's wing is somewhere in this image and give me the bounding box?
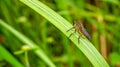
[81,27,91,40]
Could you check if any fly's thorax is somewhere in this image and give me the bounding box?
[73,22,83,32]
[73,21,91,40]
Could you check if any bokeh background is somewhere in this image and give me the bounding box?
[0,0,120,67]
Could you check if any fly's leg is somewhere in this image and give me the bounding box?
[67,27,76,38]
[78,35,81,44]
[67,27,75,32]
[78,33,83,43]
[68,29,76,38]
[78,33,86,43]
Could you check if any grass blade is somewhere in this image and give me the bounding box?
[19,0,109,67]
[0,20,56,67]
[0,44,23,67]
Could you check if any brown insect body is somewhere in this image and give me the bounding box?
[67,21,91,43]
[73,21,91,40]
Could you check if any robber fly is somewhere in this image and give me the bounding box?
[67,21,91,43]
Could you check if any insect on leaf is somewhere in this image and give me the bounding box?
[67,21,91,43]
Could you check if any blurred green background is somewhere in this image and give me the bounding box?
[0,0,120,67]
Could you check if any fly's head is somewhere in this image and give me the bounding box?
[73,21,83,33]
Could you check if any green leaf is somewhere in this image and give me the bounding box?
[0,20,55,67]
[0,44,23,67]
[19,0,109,67]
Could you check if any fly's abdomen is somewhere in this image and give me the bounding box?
[81,27,91,40]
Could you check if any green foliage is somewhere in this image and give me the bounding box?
[0,0,120,67]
